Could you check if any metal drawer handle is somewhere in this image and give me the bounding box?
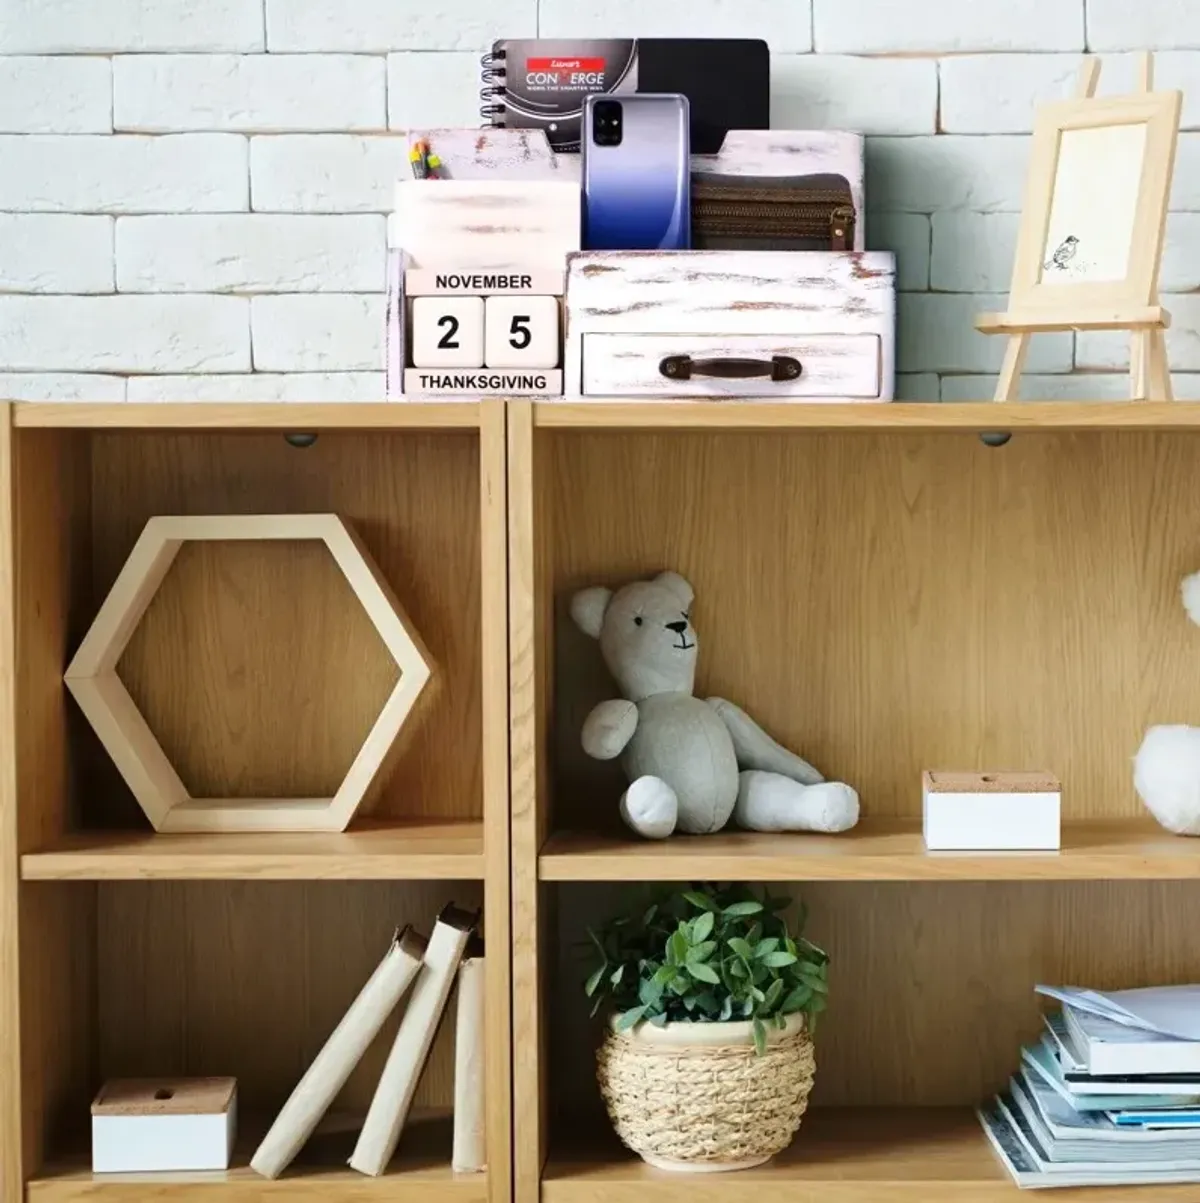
[659,354,802,382]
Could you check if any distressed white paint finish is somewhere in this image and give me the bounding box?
[392,180,581,268]
[564,250,895,399]
[583,333,882,398]
[401,127,867,249]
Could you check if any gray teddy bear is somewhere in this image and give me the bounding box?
[570,571,861,840]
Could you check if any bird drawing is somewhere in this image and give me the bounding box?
[1045,235,1079,271]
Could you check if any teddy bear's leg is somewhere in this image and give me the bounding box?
[734,770,859,834]
[620,776,679,840]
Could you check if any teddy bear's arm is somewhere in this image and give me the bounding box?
[706,697,825,785]
[582,699,639,761]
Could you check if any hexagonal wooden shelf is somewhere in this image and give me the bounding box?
[64,514,435,834]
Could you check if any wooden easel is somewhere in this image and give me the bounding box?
[979,54,1175,402]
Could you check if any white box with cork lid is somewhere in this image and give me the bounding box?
[922,771,1061,851]
[91,1077,237,1173]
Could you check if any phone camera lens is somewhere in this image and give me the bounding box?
[592,100,622,147]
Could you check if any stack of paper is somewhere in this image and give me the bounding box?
[979,984,1200,1188]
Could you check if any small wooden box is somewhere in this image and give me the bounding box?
[563,250,896,399]
[922,771,1061,851]
[92,1078,237,1173]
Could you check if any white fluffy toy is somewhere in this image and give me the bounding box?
[570,571,860,840]
[1133,570,1200,835]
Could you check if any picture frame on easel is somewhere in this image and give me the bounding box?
[976,53,1182,401]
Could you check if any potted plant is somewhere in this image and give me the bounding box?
[583,883,828,1172]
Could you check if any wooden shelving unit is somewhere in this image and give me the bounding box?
[7,395,1200,1203]
[508,398,1200,1203]
[0,403,510,1203]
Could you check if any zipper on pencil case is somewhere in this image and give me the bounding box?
[692,203,856,251]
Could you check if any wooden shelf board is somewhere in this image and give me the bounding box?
[532,400,1200,431]
[539,818,1198,882]
[543,1107,1198,1202]
[28,1161,484,1203]
[20,819,485,881]
[30,1116,485,1202]
[11,402,481,430]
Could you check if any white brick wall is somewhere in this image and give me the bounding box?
[114,55,386,132]
[264,0,533,51]
[814,0,1084,53]
[0,0,264,52]
[540,0,812,52]
[250,135,401,211]
[772,57,937,135]
[1,0,1197,402]
[250,295,383,370]
[0,215,114,293]
[116,215,384,292]
[0,134,248,212]
[0,57,112,132]
[0,296,249,372]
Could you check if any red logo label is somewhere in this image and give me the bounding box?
[527,56,606,71]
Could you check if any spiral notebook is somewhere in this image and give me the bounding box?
[480,38,769,155]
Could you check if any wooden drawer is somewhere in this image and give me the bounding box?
[564,250,896,400]
[581,333,882,398]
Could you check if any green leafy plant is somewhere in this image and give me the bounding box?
[583,883,829,1054]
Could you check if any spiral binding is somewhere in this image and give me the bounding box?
[479,49,507,124]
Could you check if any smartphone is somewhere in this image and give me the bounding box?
[581,93,691,251]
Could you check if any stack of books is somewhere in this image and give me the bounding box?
[250,904,487,1180]
[980,984,1200,1189]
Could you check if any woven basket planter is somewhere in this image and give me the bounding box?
[595,1012,815,1172]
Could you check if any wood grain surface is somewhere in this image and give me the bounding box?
[478,402,512,1203]
[506,421,1200,1197]
[20,822,484,881]
[542,1106,1200,1203]
[545,429,1200,830]
[87,430,481,828]
[532,400,1200,429]
[6,418,505,1198]
[0,405,18,1201]
[538,819,1200,881]
[96,880,482,1117]
[12,403,481,430]
[31,1115,485,1202]
[548,879,1200,1117]
[7,424,98,1190]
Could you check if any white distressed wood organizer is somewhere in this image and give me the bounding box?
[564,250,896,399]
[388,127,874,401]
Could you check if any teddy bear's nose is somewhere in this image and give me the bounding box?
[666,620,688,634]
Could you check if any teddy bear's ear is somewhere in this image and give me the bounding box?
[654,571,694,610]
[570,586,613,640]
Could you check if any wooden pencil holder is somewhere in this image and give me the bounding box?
[387,178,581,398]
